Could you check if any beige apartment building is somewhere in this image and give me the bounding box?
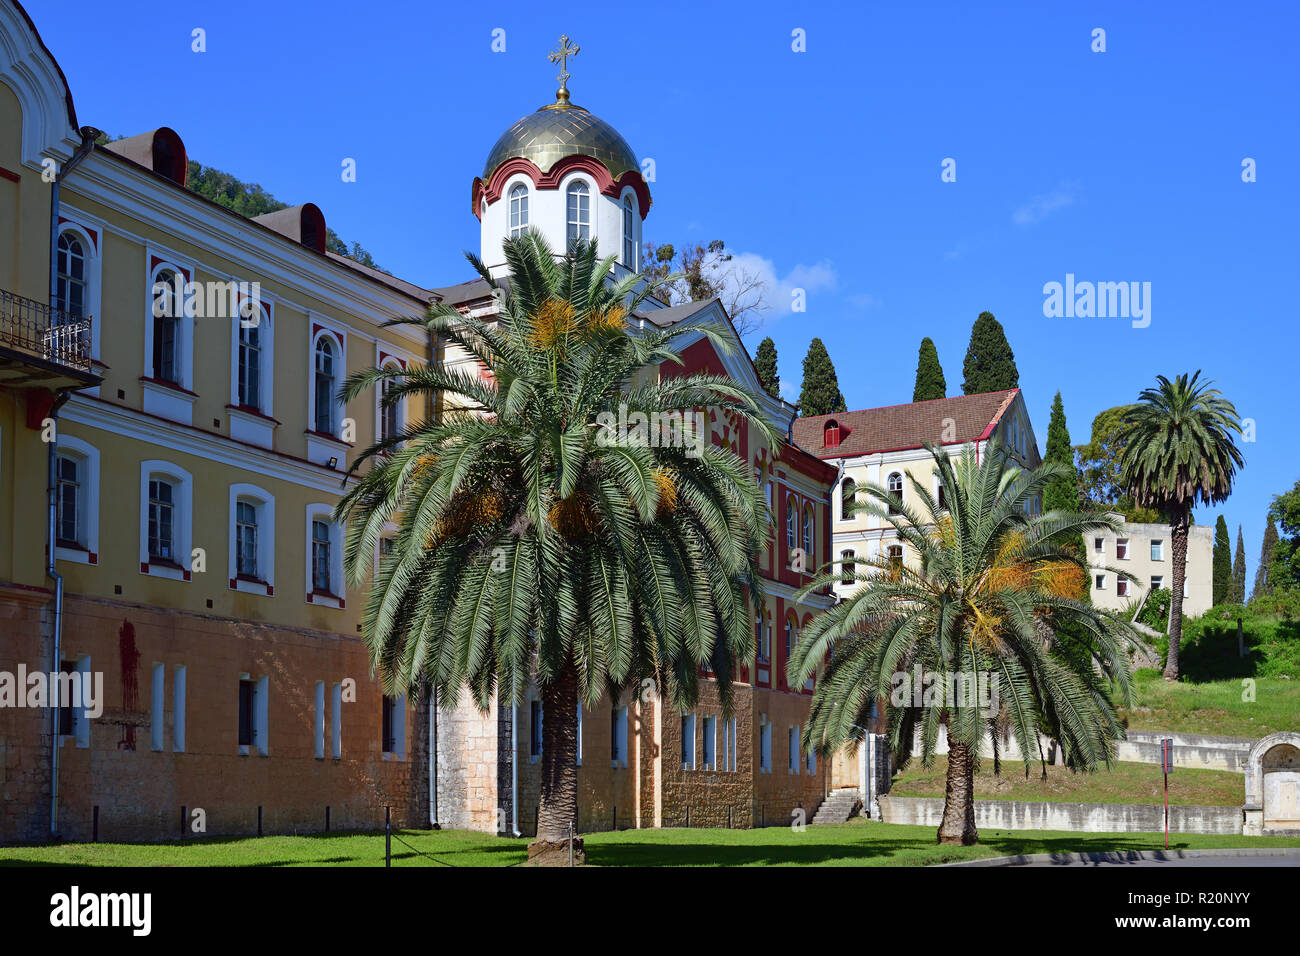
[1086,515,1214,618]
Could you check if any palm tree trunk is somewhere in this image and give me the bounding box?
[528,659,584,864]
[937,743,979,845]
[1164,505,1190,682]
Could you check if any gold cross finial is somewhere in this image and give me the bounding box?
[548,34,580,105]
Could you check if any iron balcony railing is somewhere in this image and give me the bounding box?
[0,288,93,373]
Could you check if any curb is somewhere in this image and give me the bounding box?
[939,847,1300,867]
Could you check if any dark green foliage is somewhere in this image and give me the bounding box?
[185,161,384,271]
[1213,516,1231,606]
[961,311,1019,395]
[798,338,846,417]
[1231,526,1247,605]
[912,337,946,402]
[1043,393,1078,513]
[1252,516,1279,600]
[1074,405,1162,522]
[754,337,779,399]
[1138,588,1172,631]
[1268,478,1300,593]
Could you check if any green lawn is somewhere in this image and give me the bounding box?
[3,821,1297,867]
[1120,674,1300,738]
[890,757,1243,806]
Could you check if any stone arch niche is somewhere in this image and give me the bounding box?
[1243,732,1300,835]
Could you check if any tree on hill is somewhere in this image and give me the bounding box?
[1252,515,1279,600]
[912,337,946,402]
[1120,372,1243,680]
[640,239,768,337]
[185,161,385,271]
[798,338,846,417]
[1230,526,1247,605]
[754,337,780,399]
[1213,516,1231,606]
[961,311,1019,394]
[1267,477,1300,593]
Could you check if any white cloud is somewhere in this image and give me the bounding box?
[1012,182,1080,227]
[720,251,838,319]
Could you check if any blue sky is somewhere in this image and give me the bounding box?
[28,0,1299,569]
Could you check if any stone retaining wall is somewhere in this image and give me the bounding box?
[878,795,1242,834]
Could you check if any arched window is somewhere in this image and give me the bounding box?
[238,320,261,409]
[785,494,796,556]
[314,337,337,435]
[887,472,904,514]
[566,181,590,250]
[802,505,814,560]
[824,419,841,448]
[55,233,86,320]
[755,611,768,662]
[508,183,529,239]
[840,477,856,520]
[236,500,259,579]
[936,480,946,511]
[841,549,856,585]
[147,478,176,562]
[785,617,795,660]
[380,365,402,442]
[621,194,635,269]
[312,518,332,593]
[887,544,904,576]
[151,269,180,383]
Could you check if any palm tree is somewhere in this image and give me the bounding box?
[789,445,1138,845]
[334,231,775,863]
[1119,372,1243,681]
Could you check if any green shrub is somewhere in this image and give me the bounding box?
[1137,588,1172,630]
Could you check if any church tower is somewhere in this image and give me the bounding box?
[471,36,652,278]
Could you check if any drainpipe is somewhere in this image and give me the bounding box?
[48,127,99,307]
[46,126,98,841]
[46,389,72,838]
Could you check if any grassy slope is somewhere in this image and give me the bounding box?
[889,756,1242,806]
[2,822,1297,867]
[1120,674,1300,738]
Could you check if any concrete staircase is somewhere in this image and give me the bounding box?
[812,787,862,825]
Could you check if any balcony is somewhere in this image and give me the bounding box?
[0,288,100,391]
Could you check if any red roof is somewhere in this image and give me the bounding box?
[791,390,1020,460]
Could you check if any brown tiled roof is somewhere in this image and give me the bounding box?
[791,389,1020,460]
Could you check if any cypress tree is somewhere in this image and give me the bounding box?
[798,338,847,417]
[1212,516,1232,606]
[961,311,1019,394]
[754,337,779,399]
[1230,525,1247,604]
[912,337,946,402]
[1042,392,1078,513]
[1252,516,1279,600]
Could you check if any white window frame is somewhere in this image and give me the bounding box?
[508,182,529,238]
[139,460,194,581]
[238,672,269,756]
[680,712,696,770]
[1095,573,1107,590]
[330,682,343,758]
[802,504,815,562]
[382,695,406,760]
[1151,539,1164,561]
[887,472,904,512]
[314,681,326,759]
[229,483,275,595]
[1151,575,1164,591]
[565,178,592,249]
[229,297,274,413]
[305,503,345,607]
[54,434,99,565]
[621,192,636,269]
[143,257,195,390]
[55,222,102,362]
[376,360,405,445]
[1094,536,1105,554]
[1116,537,1129,561]
[1117,577,1130,598]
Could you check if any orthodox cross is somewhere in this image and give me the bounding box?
[548,35,580,97]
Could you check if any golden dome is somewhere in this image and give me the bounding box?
[481,101,639,182]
